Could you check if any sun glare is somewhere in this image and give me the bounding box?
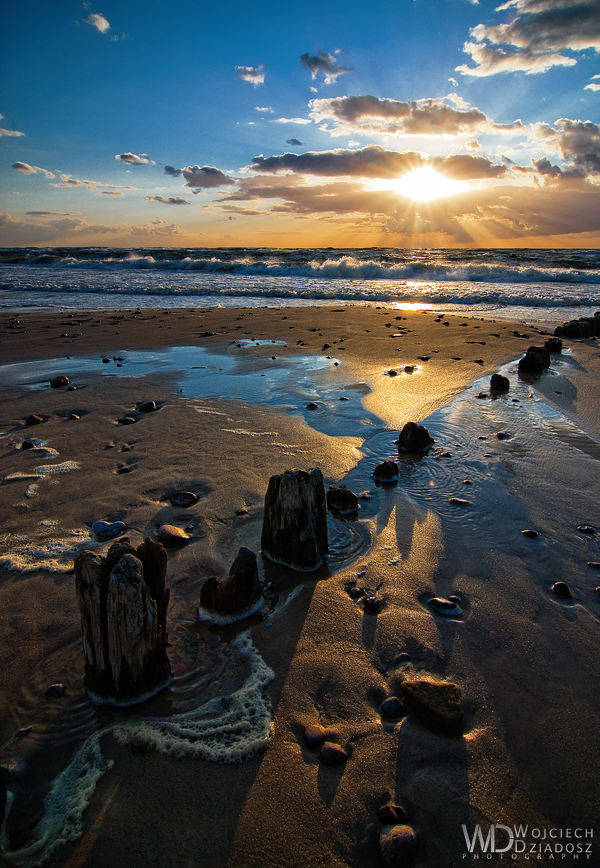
[384,167,468,202]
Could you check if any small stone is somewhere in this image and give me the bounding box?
[587,562,600,569]
[380,824,418,867]
[303,724,336,747]
[374,460,399,483]
[449,497,471,506]
[348,586,364,600]
[320,742,347,766]
[21,440,35,450]
[403,365,414,374]
[67,414,80,421]
[400,678,464,730]
[327,484,359,514]
[200,331,215,337]
[138,400,158,413]
[157,524,190,547]
[50,375,69,388]
[119,416,137,425]
[306,402,319,410]
[522,529,539,538]
[462,479,472,485]
[25,414,44,426]
[381,696,403,718]
[552,581,572,599]
[169,491,199,508]
[117,466,132,474]
[428,597,463,616]
[388,369,398,377]
[363,596,382,614]
[45,683,65,698]
[91,520,126,540]
[577,525,596,534]
[378,804,406,825]
[496,431,511,440]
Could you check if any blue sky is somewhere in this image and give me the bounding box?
[2,0,600,247]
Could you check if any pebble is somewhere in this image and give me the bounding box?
[522,529,539,538]
[428,597,463,616]
[373,460,399,483]
[21,440,35,450]
[306,402,319,410]
[157,524,190,547]
[577,525,596,534]
[400,678,464,730]
[449,497,471,506]
[320,742,348,766]
[117,466,132,474]
[119,416,137,425]
[45,683,65,698]
[25,414,44,426]
[303,724,336,747]
[552,581,572,599]
[378,804,406,825]
[496,431,511,440]
[50,375,69,388]
[67,414,80,421]
[380,824,418,867]
[381,696,403,718]
[348,586,364,600]
[587,562,600,569]
[138,400,157,413]
[169,491,199,508]
[404,365,414,374]
[91,520,126,540]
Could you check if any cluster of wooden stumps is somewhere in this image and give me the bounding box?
[75,468,329,705]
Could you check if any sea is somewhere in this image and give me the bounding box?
[1,246,600,324]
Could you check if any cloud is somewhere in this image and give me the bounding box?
[308,94,524,138]
[249,144,507,180]
[273,117,313,125]
[531,117,600,173]
[235,65,265,85]
[101,190,123,195]
[0,210,185,245]
[146,195,190,205]
[164,166,182,177]
[300,51,354,84]
[85,12,110,33]
[585,74,600,91]
[458,0,600,76]
[180,165,236,189]
[115,152,152,164]
[286,138,303,146]
[53,174,96,188]
[0,126,24,137]
[255,106,273,113]
[12,162,55,179]
[25,210,82,217]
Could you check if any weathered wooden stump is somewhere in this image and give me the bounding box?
[261,468,328,571]
[199,546,262,617]
[75,537,172,705]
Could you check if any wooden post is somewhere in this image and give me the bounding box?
[75,537,171,705]
[261,468,328,571]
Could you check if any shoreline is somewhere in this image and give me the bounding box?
[0,305,599,868]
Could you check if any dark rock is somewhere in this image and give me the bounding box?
[518,351,544,377]
[528,346,551,367]
[587,562,600,569]
[25,415,44,426]
[490,373,510,392]
[522,529,539,538]
[403,365,414,374]
[363,596,383,614]
[168,491,199,508]
[577,525,596,534]
[200,331,215,337]
[577,319,591,338]
[565,321,583,339]
[50,375,69,388]
[378,804,406,825]
[475,391,488,399]
[91,520,126,540]
[45,683,65,698]
[157,524,190,547]
[138,400,157,413]
[320,742,347,766]
[21,440,35,450]
[545,337,563,353]
[117,466,133,474]
[496,431,511,440]
[374,460,399,483]
[388,369,398,377]
[552,581,572,599]
[119,416,137,425]
[306,402,319,410]
[261,468,328,571]
[554,325,565,337]
[449,497,470,506]
[381,696,403,718]
[398,422,434,452]
[327,484,359,514]
[429,597,463,616]
[380,824,418,868]
[199,547,261,616]
[303,724,337,747]
[67,414,80,421]
[400,678,464,730]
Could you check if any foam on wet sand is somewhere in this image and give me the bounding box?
[0,306,598,868]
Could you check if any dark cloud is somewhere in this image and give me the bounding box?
[531,117,600,175]
[0,210,185,245]
[12,162,55,179]
[115,152,152,165]
[309,95,524,138]
[101,190,123,195]
[146,195,190,205]
[249,145,506,181]
[458,0,600,76]
[300,51,354,84]
[181,166,236,189]
[235,65,265,85]
[286,138,303,146]
[164,166,182,177]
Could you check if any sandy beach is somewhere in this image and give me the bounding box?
[0,305,599,868]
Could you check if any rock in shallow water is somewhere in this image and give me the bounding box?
[398,422,433,452]
[428,597,463,616]
[50,375,69,388]
[373,460,399,483]
[380,824,418,867]
[91,520,126,540]
[490,373,510,392]
[157,524,190,547]
[552,581,572,599]
[326,484,359,514]
[199,547,261,617]
[400,678,464,730]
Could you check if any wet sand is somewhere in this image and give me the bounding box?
[0,306,599,868]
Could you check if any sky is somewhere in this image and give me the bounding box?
[1,0,600,248]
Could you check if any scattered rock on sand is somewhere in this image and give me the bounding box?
[326,484,359,514]
[381,696,403,718]
[119,416,137,425]
[522,529,539,538]
[25,415,44,426]
[91,520,126,540]
[428,597,463,616]
[21,440,35,450]
[303,724,337,747]
[490,373,510,392]
[320,742,348,766]
[380,824,418,868]
[363,596,383,614]
[374,460,399,483]
[378,804,406,825]
[587,562,600,569]
[577,524,596,534]
[50,375,69,388]
[168,491,199,507]
[45,683,65,698]
[449,497,471,506]
[138,400,158,413]
[157,524,190,547]
[400,678,464,730]
[398,422,434,452]
[552,581,572,599]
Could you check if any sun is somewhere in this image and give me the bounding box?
[380,166,468,202]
